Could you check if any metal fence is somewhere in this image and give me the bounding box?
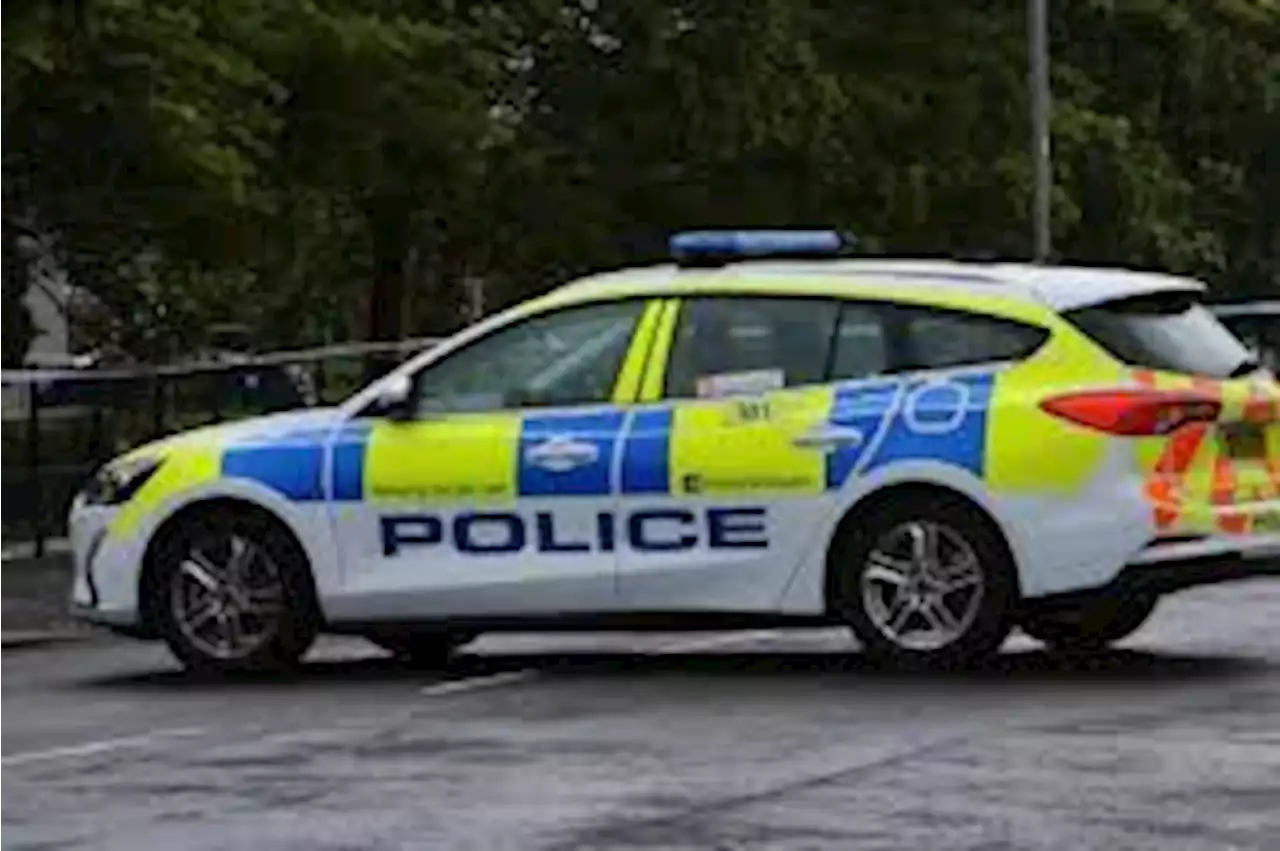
[1,337,440,555]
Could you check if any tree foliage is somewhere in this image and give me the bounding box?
[4,0,1277,362]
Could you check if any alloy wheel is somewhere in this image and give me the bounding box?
[860,519,985,652]
[169,532,286,661]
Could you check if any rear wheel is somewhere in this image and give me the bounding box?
[831,493,1017,670]
[1021,594,1158,653]
[367,631,477,667]
[148,508,319,673]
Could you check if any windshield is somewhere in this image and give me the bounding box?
[1065,292,1258,379]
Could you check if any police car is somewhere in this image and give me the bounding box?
[68,231,1280,672]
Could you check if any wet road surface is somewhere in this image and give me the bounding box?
[4,580,1280,850]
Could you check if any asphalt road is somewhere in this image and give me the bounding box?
[4,580,1280,851]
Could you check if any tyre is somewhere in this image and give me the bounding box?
[830,492,1018,670]
[1020,594,1158,652]
[367,631,476,667]
[148,507,319,673]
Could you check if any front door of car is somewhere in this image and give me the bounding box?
[616,296,895,610]
[328,298,662,619]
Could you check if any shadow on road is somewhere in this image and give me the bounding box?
[82,645,1267,692]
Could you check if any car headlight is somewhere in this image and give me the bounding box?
[82,456,164,506]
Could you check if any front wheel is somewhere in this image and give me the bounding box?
[831,494,1018,671]
[149,509,319,673]
[1021,595,1158,653]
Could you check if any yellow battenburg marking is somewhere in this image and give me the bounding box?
[668,386,832,496]
[984,321,1127,494]
[108,443,221,538]
[364,415,519,504]
[638,300,680,402]
[611,300,666,404]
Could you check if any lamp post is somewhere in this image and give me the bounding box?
[1029,0,1052,263]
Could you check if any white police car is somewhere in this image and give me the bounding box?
[69,231,1280,671]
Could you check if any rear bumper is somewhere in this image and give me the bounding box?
[1033,534,1280,607]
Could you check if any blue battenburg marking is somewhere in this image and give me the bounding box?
[826,372,995,488]
[826,379,903,489]
[222,423,371,502]
[518,411,626,497]
[621,408,672,494]
[330,423,371,501]
[857,372,993,479]
[222,443,326,501]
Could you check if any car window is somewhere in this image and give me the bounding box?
[899,308,1049,370]
[1216,313,1279,371]
[1067,292,1257,378]
[829,303,891,381]
[663,297,841,398]
[411,300,647,414]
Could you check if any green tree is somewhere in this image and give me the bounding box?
[263,1,507,349]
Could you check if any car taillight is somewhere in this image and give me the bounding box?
[1039,388,1222,436]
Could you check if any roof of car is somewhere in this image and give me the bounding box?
[556,258,1207,313]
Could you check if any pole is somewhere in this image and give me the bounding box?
[26,381,44,558]
[1029,0,1052,263]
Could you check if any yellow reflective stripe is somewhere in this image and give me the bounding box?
[108,444,221,538]
[667,386,831,497]
[611,300,665,404]
[637,299,680,403]
[364,415,519,504]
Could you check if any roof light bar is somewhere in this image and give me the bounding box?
[669,229,848,266]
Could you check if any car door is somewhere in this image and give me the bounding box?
[616,295,895,610]
[328,298,662,619]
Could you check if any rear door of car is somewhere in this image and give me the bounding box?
[615,295,879,610]
[614,291,1063,611]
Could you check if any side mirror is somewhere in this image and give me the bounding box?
[372,373,413,420]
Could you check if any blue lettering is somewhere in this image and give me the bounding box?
[707,507,768,549]
[380,514,443,557]
[454,512,526,554]
[535,511,590,553]
[628,509,698,552]
[596,512,616,553]
[379,506,768,556]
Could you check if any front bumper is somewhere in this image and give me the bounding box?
[67,497,148,634]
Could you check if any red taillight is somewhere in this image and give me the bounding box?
[1040,388,1222,436]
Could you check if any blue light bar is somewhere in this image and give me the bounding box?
[669,230,846,263]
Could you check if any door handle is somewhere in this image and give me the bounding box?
[792,426,865,451]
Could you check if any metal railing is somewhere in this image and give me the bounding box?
[1,337,440,556]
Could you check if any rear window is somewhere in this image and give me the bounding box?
[1217,312,1280,371]
[1066,292,1258,379]
[896,308,1050,371]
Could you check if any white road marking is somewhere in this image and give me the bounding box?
[418,670,536,697]
[418,630,783,697]
[2,727,207,768]
[651,630,781,653]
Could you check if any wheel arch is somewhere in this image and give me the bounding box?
[137,496,320,636]
[821,480,1021,615]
